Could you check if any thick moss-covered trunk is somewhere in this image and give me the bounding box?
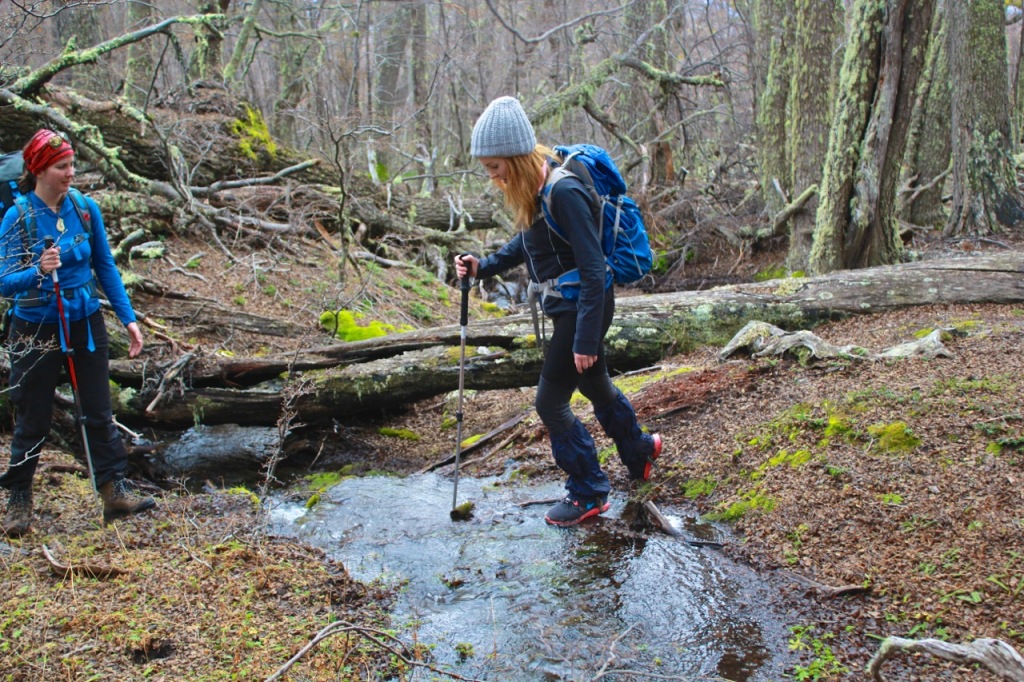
[944,0,1024,235]
[809,0,886,274]
[898,4,951,230]
[811,0,934,273]
[847,0,934,268]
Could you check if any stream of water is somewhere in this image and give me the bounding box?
[268,471,796,681]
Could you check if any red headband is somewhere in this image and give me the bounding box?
[23,129,74,176]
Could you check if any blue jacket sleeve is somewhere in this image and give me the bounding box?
[548,180,606,357]
[86,197,137,326]
[0,205,42,299]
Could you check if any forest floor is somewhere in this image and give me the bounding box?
[2,225,1024,681]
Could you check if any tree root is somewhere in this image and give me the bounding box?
[867,636,1024,681]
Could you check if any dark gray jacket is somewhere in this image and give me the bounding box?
[476,174,610,356]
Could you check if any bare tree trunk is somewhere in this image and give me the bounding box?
[223,0,262,84]
[410,1,435,193]
[55,1,117,93]
[898,3,951,230]
[123,0,155,107]
[755,0,792,217]
[785,0,841,271]
[374,3,412,124]
[944,0,1024,236]
[189,0,228,84]
[271,2,314,145]
[624,0,672,183]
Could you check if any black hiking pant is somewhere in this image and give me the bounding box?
[0,310,127,490]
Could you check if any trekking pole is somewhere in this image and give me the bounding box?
[449,271,472,521]
[44,237,99,502]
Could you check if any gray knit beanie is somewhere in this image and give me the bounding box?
[470,96,536,157]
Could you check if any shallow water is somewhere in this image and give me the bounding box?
[268,472,795,681]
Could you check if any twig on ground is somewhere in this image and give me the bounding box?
[166,257,209,282]
[41,544,127,580]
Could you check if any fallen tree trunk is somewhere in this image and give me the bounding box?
[105,252,1024,428]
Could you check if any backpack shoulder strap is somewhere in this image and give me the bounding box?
[541,156,603,240]
[67,187,92,236]
[540,167,575,243]
[12,195,34,266]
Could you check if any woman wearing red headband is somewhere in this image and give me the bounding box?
[0,129,155,536]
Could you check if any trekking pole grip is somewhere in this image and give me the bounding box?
[458,254,471,327]
[459,276,470,326]
[43,237,57,282]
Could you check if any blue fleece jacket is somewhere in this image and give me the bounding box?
[0,190,137,327]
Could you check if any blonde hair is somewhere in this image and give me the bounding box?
[492,145,555,228]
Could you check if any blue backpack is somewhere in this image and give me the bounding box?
[537,143,653,298]
[0,151,24,220]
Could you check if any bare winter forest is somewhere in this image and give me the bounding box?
[3,1,1024,681]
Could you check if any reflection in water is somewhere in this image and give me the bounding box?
[268,473,793,681]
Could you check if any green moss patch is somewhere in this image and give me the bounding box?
[320,309,403,341]
[867,421,921,453]
[378,427,421,441]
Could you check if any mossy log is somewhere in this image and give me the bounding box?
[108,252,1024,429]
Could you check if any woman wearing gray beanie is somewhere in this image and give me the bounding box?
[454,96,662,527]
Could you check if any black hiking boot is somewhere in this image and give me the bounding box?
[544,494,610,527]
[3,487,32,538]
[99,477,156,523]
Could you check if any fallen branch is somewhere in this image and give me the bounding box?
[768,183,818,237]
[39,463,89,477]
[351,250,414,268]
[191,159,320,197]
[780,570,870,598]
[642,501,724,547]
[41,544,127,580]
[145,352,195,414]
[264,620,486,682]
[419,410,529,473]
[720,320,955,362]
[868,636,1024,681]
[642,500,683,537]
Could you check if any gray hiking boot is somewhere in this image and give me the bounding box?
[544,494,610,527]
[3,487,33,538]
[99,478,156,522]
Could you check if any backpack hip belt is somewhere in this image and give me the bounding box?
[14,279,98,308]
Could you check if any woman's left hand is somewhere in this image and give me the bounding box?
[574,352,597,374]
[126,322,143,358]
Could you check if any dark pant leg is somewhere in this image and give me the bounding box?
[0,318,63,490]
[537,297,617,499]
[573,292,618,407]
[537,291,617,423]
[68,312,126,487]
